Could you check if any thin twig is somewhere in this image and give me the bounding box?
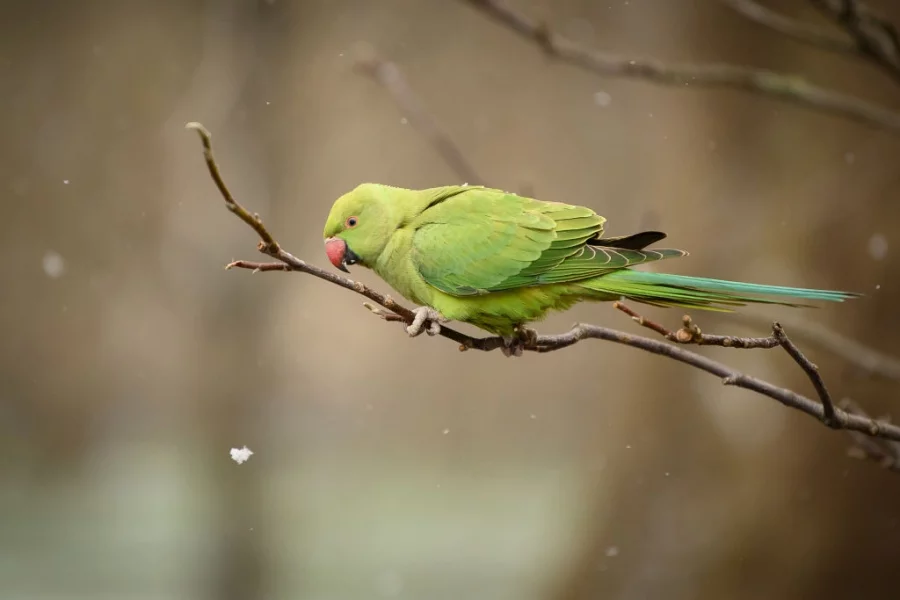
[811,0,900,83]
[189,121,900,448]
[735,312,900,382]
[722,0,900,84]
[458,0,900,135]
[186,122,278,249]
[774,323,837,427]
[226,260,291,273]
[614,302,779,348]
[353,47,485,185]
[720,0,857,55]
[362,302,408,323]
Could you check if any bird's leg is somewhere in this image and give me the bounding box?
[406,306,448,337]
[500,325,537,357]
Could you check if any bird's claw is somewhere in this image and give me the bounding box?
[501,337,525,357]
[500,326,537,357]
[516,325,538,346]
[406,306,448,337]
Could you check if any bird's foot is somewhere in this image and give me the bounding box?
[500,325,537,357]
[515,325,538,346]
[500,336,524,357]
[406,306,448,337]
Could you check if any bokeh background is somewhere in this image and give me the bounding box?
[2,1,899,598]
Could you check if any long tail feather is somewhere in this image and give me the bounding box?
[580,270,861,311]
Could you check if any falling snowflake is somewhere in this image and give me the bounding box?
[230,446,254,464]
[868,233,888,261]
[593,91,612,107]
[42,251,65,278]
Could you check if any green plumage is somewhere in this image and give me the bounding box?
[323,184,860,337]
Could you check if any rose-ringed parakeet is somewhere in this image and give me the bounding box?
[323,184,859,355]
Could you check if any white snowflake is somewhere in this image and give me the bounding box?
[230,446,254,464]
[42,251,65,278]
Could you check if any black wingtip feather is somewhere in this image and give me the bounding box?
[590,231,668,250]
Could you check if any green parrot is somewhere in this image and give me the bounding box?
[323,183,859,355]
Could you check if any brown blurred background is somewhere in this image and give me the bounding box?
[2,0,899,598]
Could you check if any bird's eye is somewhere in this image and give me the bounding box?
[345,216,358,228]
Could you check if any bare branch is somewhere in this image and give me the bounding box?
[458,0,900,135]
[720,0,857,55]
[353,47,485,184]
[811,0,900,82]
[189,121,900,450]
[526,320,898,441]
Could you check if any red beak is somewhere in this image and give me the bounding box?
[324,237,350,272]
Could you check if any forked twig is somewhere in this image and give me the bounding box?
[615,302,838,427]
[721,0,857,54]
[811,0,900,83]
[722,0,900,84]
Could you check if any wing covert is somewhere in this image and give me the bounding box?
[409,188,684,296]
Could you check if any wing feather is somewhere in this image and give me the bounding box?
[409,187,685,296]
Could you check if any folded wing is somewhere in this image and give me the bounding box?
[409,188,686,296]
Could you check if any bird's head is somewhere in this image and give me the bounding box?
[322,183,403,272]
